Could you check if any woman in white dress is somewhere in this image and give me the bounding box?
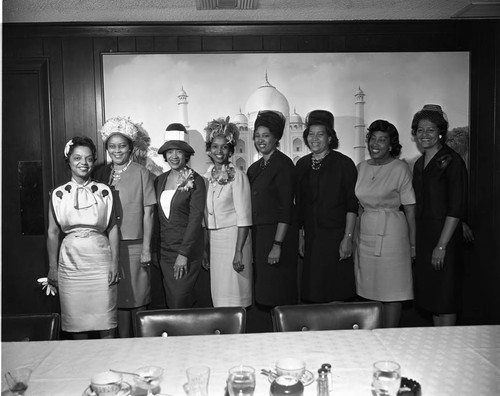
[204,117,252,307]
[354,120,416,328]
[47,136,119,338]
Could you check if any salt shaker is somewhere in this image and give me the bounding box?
[317,368,329,396]
[321,363,333,392]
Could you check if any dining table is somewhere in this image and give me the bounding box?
[2,325,499,396]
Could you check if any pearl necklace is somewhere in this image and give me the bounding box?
[311,150,331,171]
[111,160,132,182]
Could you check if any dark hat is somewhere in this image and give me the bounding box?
[165,123,187,133]
[158,140,195,155]
[254,110,286,141]
[305,110,335,131]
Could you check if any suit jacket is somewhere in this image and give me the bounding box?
[154,168,206,260]
[247,150,296,226]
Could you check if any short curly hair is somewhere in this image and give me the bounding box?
[366,119,402,158]
[411,108,448,144]
[64,136,97,163]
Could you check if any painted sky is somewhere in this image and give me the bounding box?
[103,52,469,163]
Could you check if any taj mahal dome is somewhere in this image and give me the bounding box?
[162,73,367,174]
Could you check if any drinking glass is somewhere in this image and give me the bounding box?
[134,366,164,396]
[372,360,401,396]
[227,365,256,396]
[4,367,32,395]
[186,365,210,396]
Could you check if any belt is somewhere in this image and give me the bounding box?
[363,208,399,256]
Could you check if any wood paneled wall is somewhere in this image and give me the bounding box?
[3,21,499,323]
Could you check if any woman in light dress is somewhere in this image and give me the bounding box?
[93,117,156,338]
[203,117,252,307]
[355,119,416,328]
[47,136,119,338]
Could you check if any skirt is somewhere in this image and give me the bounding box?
[117,239,151,309]
[210,226,252,307]
[58,230,117,332]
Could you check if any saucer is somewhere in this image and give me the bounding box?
[267,369,315,386]
[82,382,132,396]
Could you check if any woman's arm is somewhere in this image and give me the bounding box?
[268,222,289,265]
[46,203,61,287]
[339,212,356,260]
[141,205,154,265]
[107,224,120,285]
[233,226,250,272]
[403,204,416,260]
[432,216,460,270]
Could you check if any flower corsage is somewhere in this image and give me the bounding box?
[209,164,235,186]
[177,168,195,192]
[37,277,58,296]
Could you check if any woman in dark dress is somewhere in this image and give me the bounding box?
[247,110,298,307]
[411,104,468,326]
[296,110,358,303]
[154,140,207,309]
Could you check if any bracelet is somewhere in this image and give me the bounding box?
[273,240,283,246]
[410,245,416,249]
[438,246,446,251]
[345,233,353,238]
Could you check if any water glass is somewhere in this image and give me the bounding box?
[227,365,256,396]
[4,367,32,395]
[372,360,401,396]
[186,365,210,396]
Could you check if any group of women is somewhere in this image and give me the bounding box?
[46,103,467,338]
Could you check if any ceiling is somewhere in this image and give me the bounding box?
[3,0,500,24]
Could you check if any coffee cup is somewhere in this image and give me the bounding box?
[275,357,306,380]
[90,371,129,396]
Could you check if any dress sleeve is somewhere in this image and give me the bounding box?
[342,156,358,214]
[399,162,416,206]
[275,158,296,224]
[178,174,207,258]
[232,169,252,227]
[141,167,157,206]
[446,154,468,219]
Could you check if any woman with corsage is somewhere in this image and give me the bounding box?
[155,140,207,309]
[47,136,119,339]
[296,110,358,303]
[247,110,298,307]
[355,120,416,327]
[204,117,252,307]
[93,117,156,338]
[411,104,468,326]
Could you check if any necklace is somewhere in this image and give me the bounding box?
[260,152,274,170]
[311,150,331,171]
[111,160,132,183]
[370,164,386,181]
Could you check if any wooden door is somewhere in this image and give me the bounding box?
[2,59,58,314]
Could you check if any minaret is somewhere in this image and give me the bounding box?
[354,86,366,165]
[177,86,190,129]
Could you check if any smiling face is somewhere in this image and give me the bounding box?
[253,126,278,156]
[368,131,392,161]
[209,136,232,166]
[416,119,441,151]
[106,134,132,167]
[165,148,187,171]
[307,125,331,155]
[69,145,94,182]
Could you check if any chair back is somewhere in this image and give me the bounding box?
[271,301,383,332]
[2,313,61,341]
[135,307,246,337]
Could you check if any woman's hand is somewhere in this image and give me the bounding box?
[233,251,244,273]
[202,256,210,271]
[432,245,446,270]
[339,236,353,260]
[410,245,416,261]
[268,244,281,265]
[47,267,58,288]
[140,250,151,268]
[108,262,119,286]
[174,254,188,279]
[298,231,305,258]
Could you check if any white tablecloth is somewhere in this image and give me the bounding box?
[2,325,499,396]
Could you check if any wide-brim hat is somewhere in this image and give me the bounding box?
[158,140,195,155]
[254,110,286,141]
[166,123,187,134]
[100,116,138,142]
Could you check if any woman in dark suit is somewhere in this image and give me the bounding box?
[154,140,207,309]
[247,110,298,307]
[411,104,468,326]
[296,110,358,303]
